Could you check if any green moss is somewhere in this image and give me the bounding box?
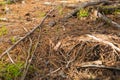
[114,9,120,15]
[38,12,46,17]
[0,1,6,5]
[0,0,13,5]
[57,6,63,15]
[0,62,23,80]
[0,26,8,36]
[77,8,89,18]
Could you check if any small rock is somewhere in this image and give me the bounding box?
[48,20,56,27]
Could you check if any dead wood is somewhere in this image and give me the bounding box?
[43,0,119,9]
[20,33,40,80]
[77,64,120,71]
[97,12,120,29]
[43,2,79,9]
[20,26,33,80]
[59,0,120,29]
[87,34,120,58]
[87,34,120,52]
[98,4,120,14]
[41,67,61,79]
[62,0,109,21]
[66,4,120,13]
[75,61,120,71]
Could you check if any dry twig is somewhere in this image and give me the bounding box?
[41,67,61,79]
[87,34,120,52]
[87,34,120,57]
[7,52,15,64]
[20,36,40,80]
[20,7,56,80]
[63,0,108,20]
[0,7,55,59]
[97,12,120,29]
[66,42,84,68]
[78,64,120,71]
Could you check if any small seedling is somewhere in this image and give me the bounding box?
[10,36,17,44]
[77,8,89,18]
[0,26,8,36]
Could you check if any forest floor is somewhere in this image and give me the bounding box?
[0,0,120,80]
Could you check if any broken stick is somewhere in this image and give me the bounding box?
[0,7,55,59]
[87,34,120,52]
[97,12,120,29]
[63,0,108,20]
[77,64,120,71]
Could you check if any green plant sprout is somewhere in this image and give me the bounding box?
[10,36,17,44]
[77,8,89,18]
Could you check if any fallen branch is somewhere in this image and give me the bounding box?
[20,27,33,80]
[43,0,120,11]
[77,64,120,71]
[87,34,120,52]
[98,4,120,14]
[66,43,84,68]
[20,41,39,80]
[62,0,108,20]
[41,67,61,79]
[20,28,41,80]
[0,7,55,59]
[43,2,79,8]
[7,52,15,64]
[97,12,120,29]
